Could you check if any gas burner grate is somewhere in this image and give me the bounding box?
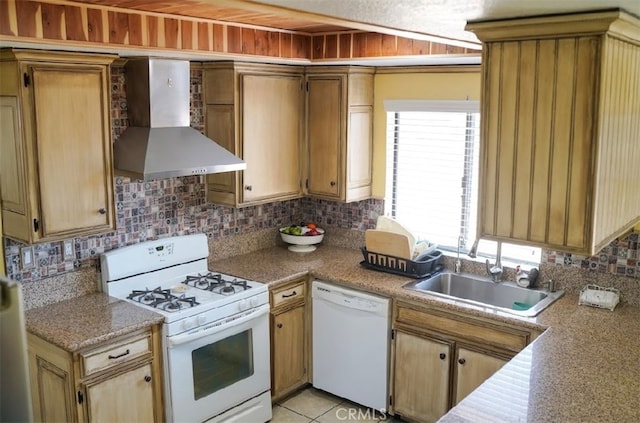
[127,287,199,312]
[182,273,252,295]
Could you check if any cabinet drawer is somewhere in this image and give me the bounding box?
[271,282,305,308]
[395,302,530,353]
[80,331,151,377]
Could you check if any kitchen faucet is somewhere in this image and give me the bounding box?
[455,235,463,273]
[485,241,503,282]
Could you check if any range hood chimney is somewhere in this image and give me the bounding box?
[114,58,246,180]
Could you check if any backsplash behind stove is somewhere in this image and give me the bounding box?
[3,65,638,286]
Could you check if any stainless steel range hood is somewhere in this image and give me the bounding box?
[114,58,245,180]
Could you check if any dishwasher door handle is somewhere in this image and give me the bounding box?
[315,294,381,314]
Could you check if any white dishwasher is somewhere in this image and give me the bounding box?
[312,280,390,412]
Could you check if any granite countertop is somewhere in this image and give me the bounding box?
[210,244,640,423]
[25,293,165,352]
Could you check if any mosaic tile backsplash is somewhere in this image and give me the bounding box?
[4,177,383,283]
[542,232,639,279]
[2,65,638,286]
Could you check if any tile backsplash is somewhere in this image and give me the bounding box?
[2,64,638,289]
[3,178,383,283]
[542,231,639,279]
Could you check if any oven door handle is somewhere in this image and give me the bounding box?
[167,303,270,348]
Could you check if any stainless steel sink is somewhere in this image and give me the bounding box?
[404,272,563,317]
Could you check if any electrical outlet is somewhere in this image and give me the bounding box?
[63,240,75,260]
[21,246,34,269]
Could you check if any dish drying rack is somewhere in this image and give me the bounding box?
[578,284,620,311]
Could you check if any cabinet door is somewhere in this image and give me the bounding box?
[205,104,238,205]
[241,73,302,202]
[271,305,306,397]
[345,106,373,201]
[30,355,77,422]
[0,96,30,241]
[478,38,598,253]
[454,347,507,405]
[84,362,155,423]
[28,333,78,423]
[30,65,113,240]
[393,331,451,422]
[307,76,342,198]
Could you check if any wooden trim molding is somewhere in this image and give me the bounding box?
[375,65,480,74]
[0,0,479,62]
[466,9,640,45]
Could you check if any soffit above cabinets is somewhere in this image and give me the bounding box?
[71,0,350,33]
[70,0,640,47]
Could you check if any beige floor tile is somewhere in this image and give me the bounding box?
[279,388,342,419]
[270,405,312,423]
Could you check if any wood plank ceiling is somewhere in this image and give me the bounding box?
[68,0,373,33]
[0,0,481,63]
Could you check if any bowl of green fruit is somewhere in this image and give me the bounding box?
[280,223,325,252]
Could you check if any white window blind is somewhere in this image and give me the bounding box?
[384,100,541,265]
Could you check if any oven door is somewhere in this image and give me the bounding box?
[165,303,271,423]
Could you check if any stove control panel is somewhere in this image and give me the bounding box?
[147,242,174,258]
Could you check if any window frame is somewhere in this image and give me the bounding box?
[383,99,541,266]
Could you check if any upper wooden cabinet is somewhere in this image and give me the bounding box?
[466,10,640,255]
[305,66,374,202]
[0,49,116,244]
[203,62,304,206]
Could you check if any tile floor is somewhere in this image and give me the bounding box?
[270,387,404,422]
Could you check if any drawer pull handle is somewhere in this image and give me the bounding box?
[277,323,283,328]
[98,208,106,214]
[144,375,152,383]
[330,181,336,186]
[439,353,446,360]
[108,349,130,360]
[282,291,297,298]
[458,358,466,365]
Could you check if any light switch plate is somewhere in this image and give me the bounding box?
[63,240,75,260]
[21,246,34,269]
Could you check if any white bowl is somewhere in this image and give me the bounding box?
[280,227,325,252]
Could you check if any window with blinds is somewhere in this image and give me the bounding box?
[384,100,541,265]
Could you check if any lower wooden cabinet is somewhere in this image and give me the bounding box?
[391,301,534,422]
[28,326,163,422]
[269,279,308,401]
[453,347,507,406]
[82,362,155,422]
[393,331,451,422]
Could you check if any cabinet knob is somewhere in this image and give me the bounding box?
[144,375,152,383]
[458,358,466,365]
[245,185,253,191]
[98,208,106,214]
[439,353,446,360]
[330,181,336,186]
[277,323,283,328]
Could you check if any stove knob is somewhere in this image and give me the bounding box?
[250,297,260,307]
[197,315,207,326]
[238,300,249,311]
[183,318,196,331]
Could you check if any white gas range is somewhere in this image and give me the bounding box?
[100,234,272,423]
